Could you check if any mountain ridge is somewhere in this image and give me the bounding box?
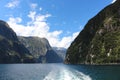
[0,20,35,63]
[18,36,63,63]
[65,0,120,64]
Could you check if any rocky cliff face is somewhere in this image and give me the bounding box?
[18,36,63,63]
[0,20,35,63]
[65,0,120,64]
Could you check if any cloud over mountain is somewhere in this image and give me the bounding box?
[7,10,78,48]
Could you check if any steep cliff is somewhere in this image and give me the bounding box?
[0,20,35,63]
[65,0,120,64]
[18,36,63,63]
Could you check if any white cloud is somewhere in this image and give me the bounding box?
[66,31,71,34]
[7,11,79,48]
[5,0,19,8]
[40,7,42,11]
[30,3,38,10]
[9,17,22,23]
[7,12,51,37]
[58,32,79,48]
[28,11,36,21]
[111,0,116,3]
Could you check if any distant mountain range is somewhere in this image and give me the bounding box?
[0,20,66,63]
[53,47,66,60]
[65,0,120,64]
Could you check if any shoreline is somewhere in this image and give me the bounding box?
[64,63,120,66]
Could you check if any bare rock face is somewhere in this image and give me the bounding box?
[18,36,63,63]
[0,20,35,63]
[65,0,120,64]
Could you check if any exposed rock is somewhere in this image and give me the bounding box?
[18,36,63,63]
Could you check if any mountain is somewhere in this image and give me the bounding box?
[53,47,66,60]
[18,36,63,63]
[0,20,35,63]
[65,0,120,64]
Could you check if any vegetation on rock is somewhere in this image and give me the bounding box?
[65,0,120,64]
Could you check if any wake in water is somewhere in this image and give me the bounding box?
[43,65,92,80]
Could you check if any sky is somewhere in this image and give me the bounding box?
[0,0,116,48]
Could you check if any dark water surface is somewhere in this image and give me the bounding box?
[0,63,120,80]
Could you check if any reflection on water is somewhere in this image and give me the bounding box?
[0,64,120,80]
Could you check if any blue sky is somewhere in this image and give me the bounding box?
[0,0,116,48]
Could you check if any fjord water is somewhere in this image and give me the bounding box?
[0,64,120,80]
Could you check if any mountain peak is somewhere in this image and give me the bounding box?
[0,20,18,41]
[0,20,35,63]
[18,36,63,63]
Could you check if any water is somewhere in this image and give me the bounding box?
[0,64,120,80]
